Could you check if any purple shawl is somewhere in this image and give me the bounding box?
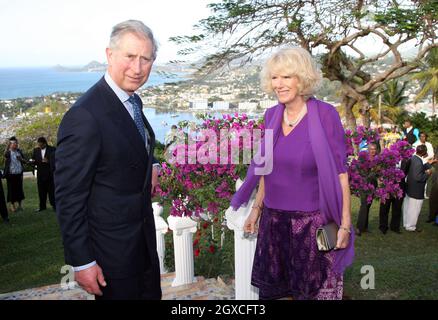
[231,97,355,275]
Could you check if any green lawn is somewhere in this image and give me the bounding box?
[0,178,437,299]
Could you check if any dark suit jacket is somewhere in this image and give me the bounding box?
[404,128,417,145]
[32,146,56,181]
[406,155,432,200]
[55,77,159,280]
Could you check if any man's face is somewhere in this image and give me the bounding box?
[10,141,17,150]
[106,32,154,94]
[38,142,46,149]
[403,121,410,129]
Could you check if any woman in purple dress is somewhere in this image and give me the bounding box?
[231,48,354,300]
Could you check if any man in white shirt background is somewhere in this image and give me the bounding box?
[413,132,434,163]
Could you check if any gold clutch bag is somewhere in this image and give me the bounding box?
[316,222,339,252]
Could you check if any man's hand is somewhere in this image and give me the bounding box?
[75,264,106,296]
[151,166,160,196]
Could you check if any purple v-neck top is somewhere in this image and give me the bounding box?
[264,114,320,211]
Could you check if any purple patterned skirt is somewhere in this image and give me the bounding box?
[251,207,343,300]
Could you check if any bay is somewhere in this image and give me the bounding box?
[0,67,260,144]
[143,108,237,144]
[0,67,176,100]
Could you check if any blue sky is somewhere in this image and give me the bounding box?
[0,0,211,67]
[0,0,418,68]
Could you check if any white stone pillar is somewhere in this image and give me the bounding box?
[225,178,259,300]
[167,215,198,287]
[153,202,168,274]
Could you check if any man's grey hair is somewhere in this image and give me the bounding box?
[109,20,158,60]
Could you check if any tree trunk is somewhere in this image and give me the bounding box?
[342,96,357,130]
[360,100,371,128]
[433,93,436,116]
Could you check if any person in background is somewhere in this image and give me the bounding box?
[29,137,56,212]
[355,143,379,236]
[382,126,402,149]
[427,152,438,225]
[0,169,9,223]
[403,144,436,232]
[413,132,435,200]
[4,137,26,213]
[378,163,405,235]
[402,119,420,146]
[413,132,434,163]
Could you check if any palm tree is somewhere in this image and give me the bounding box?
[381,80,408,108]
[412,48,438,115]
[369,80,408,125]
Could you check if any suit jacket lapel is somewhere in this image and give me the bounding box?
[97,78,149,161]
[141,111,156,191]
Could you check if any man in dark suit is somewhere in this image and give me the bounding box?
[378,158,409,235]
[55,20,161,300]
[31,137,56,212]
[402,145,434,232]
[429,159,438,225]
[0,170,9,223]
[402,119,419,145]
[355,143,378,236]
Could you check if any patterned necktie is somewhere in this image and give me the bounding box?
[128,94,147,144]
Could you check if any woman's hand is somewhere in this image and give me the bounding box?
[243,208,261,234]
[335,227,350,250]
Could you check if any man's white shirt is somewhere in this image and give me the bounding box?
[413,141,434,163]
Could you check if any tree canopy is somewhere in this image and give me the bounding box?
[172,0,438,128]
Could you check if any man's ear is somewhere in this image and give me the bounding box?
[106,47,112,66]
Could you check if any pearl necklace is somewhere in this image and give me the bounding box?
[283,105,307,127]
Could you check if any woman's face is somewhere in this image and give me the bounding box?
[271,74,301,105]
[368,145,377,157]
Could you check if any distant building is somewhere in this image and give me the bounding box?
[259,100,278,109]
[238,102,258,111]
[212,101,230,110]
[190,99,209,110]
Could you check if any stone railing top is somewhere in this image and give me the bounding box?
[153,202,168,232]
[167,215,198,235]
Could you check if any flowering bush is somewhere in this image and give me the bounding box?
[157,113,264,266]
[347,130,414,204]
[158,113,263,219]
[345,126,381,156]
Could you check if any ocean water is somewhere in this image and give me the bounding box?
[143,108,233,143]
[0,67,175,100]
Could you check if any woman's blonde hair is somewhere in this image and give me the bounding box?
[260,47,322,98]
